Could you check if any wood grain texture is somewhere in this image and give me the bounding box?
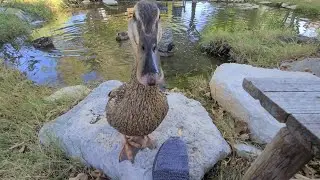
[243,78,320,122]
[287,113,320,155]
[243,78,320,92]
[242,127,313,180]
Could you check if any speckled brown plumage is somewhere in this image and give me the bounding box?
[106,66,169,136]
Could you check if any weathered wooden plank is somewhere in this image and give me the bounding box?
[287,113,320,155]
[242,127,313,180]
[244,78,320,92]
[243,80,320,122]
[243,78,287,122]
[264,92,320,122]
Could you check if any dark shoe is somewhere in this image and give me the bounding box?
[152,137,189,180]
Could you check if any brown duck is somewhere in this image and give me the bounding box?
[106,0,169,163]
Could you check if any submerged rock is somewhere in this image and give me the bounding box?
[280,58,320,77]
[210,63,319,144]
[39,80,230,180]
[234,143,262,160]
[32,37,54,49]
[45,85,91,102]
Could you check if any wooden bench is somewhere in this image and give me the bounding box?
[242,77,320,180]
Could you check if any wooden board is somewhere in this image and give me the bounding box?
[287,114,320,154]
[243,78,320,92]
[243,78,320,122]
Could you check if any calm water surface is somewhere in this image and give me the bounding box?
[1,1,319,89]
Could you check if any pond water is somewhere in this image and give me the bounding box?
[1,1,319,89]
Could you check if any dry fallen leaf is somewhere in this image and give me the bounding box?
[90,169,103,178]
[18,145,26,153]
[69,173,88,180]
[239,133,250,141]
[204,92,211,98]
[235,121,249,135]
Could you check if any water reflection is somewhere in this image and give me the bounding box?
[1,1,319,88]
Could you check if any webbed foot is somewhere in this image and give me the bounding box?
[119,135,156,163]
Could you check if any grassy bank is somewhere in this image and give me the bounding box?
[255,0,320,16]
[0,14,30,44]
[0,0,65,45]
[0,64,87,179]
[201,10,319,68]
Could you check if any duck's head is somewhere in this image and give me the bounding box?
[128,0,163,86]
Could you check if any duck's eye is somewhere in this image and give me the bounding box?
[142,44,145,51]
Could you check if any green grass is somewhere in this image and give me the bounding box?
[0,14,30,45]
[255,0,320,16]
[201,10,318,68]
[0,65,87,179]
[4,0,56,20]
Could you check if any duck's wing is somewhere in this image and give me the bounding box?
[108,83,127,100]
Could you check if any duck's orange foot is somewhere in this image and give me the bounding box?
[119,135,156,163]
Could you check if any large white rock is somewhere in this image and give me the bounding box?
[210,63,319,144]
[39,80,230,180]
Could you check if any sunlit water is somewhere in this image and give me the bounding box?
[1,1,319,89]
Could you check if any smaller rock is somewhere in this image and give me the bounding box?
[32,37,54,49]
[45,85,91,102]
[280,58,320,77]
[234,143,262,160]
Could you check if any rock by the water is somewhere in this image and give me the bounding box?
[159,28,175,57]
[234,143,262,160]
[278,35,320,44]
[258,1,272,5]
[280,58,320,77]
[45,85,91,102]
[39,80,230,180]
[235,3,259,10]
[102,0,117,6]
[281,3,297,10]
[210,63,319,144]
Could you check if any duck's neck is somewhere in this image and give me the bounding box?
[129,64,159,95]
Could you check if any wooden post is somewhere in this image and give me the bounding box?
[242,127,313,180]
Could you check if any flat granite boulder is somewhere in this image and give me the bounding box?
[39,80,230,180]
[210,63,319,144]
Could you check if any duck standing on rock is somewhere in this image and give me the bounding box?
[106,0,169,163]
